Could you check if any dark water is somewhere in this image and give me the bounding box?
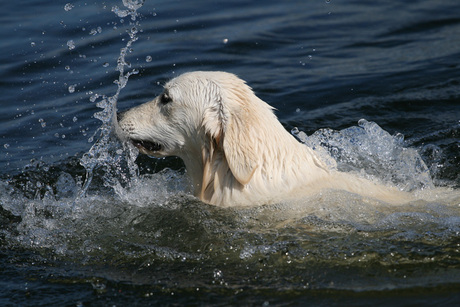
[1,0,460,305]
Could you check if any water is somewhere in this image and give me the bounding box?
[1,0,460,305]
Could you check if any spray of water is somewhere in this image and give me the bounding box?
[292,119,434,191]
[79,0,145,197]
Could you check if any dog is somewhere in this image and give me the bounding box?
[117,71,412,207]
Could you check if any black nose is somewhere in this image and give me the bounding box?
[117,111,125,123]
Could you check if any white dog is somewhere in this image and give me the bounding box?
[118,71,411,207]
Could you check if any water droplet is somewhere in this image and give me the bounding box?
[38,118,46,128]
[358,118,368,127]
[90,93,100,102]
[89,28,98,35]
[222,38,228,44]
[65,65,70,71]
[394,132,405,143]
[30,42,36,47]
[103,62,110,67]
[145,55,152,62]
[73,116,78,122]
[67,40,75,50]
[112,6,129,18]
[68,84,76,93]
[213,269,223,279]
[64,3,74,11]
[123,0,145,11]
[90,279,106,294]
[3,144,10,149]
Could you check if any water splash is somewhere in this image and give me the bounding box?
[64,3,74,12]
[112,0,145,21]
[66,39,75,50]
[79,0,145,197]
[292,119,434,191]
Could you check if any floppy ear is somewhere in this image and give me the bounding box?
[221,108,259,185]
[202,81,259,185]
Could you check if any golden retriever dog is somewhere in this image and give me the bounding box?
[117,71,412,207]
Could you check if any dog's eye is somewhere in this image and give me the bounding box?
[160,92,172,105]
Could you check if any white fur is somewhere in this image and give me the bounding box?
[118,71,412,207]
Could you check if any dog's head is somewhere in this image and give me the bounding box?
[118,71,275,185]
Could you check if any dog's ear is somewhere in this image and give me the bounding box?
[202,80,259,185]
[222,113,259,185]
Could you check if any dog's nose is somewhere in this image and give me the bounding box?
[116,111,125,123]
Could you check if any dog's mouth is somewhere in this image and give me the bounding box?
[131,139,162,153]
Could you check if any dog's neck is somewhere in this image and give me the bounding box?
[180,137,229,204]
[180,149,208,198]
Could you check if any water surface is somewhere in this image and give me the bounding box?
[1,0,459,305]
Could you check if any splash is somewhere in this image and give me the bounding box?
[79,0,145,197]
[292,119,434,191]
